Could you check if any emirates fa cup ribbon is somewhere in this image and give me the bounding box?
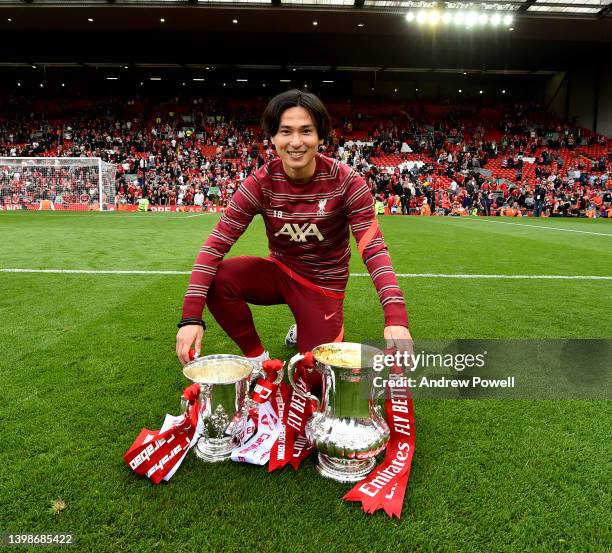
[269,351,316,472]
[343,362,416,518]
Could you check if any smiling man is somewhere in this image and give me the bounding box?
[176,90,411,373]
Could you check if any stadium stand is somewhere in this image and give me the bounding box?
[1,95,610,217]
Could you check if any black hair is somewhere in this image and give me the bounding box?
[261,89,331,141]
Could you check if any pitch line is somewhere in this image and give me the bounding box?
[1,268,611,280]
[353,273,612,280]
[464,218,612,237]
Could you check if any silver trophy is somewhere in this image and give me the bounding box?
[288,342,389,483]
[182,354,254,462]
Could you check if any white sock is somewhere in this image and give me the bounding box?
[247,351,270,376]
[247,350,270,363]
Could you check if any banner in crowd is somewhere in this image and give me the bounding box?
[1,202,98,211]
[0,203,226,213]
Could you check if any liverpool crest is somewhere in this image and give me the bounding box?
[317,199,328,216]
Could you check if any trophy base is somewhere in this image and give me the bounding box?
[193,437,235,462]
[316,453,376,483]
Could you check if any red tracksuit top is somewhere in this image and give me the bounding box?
[182,154,408,328]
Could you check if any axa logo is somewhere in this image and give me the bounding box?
[274,223,324,242]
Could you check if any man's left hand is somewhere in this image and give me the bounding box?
[384,325,413,353]
[384,325,414,371]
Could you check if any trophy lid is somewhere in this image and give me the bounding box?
[183,354,253,384]
[311,342,382,370]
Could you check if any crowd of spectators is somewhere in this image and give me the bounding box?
[1,94,610,217]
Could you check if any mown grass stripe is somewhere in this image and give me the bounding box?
[1,268,611,280]
[463,217,612,236]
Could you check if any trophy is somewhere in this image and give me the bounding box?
[182,354,254,462]
[288,342,389,482]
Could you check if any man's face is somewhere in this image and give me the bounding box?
[271,106,323,183]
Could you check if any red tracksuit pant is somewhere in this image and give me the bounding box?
[207,256,345,356]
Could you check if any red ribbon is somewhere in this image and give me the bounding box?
[269,352,316,471]
[251,359,283,405]
[251,380,276,405]
[123,383,201,484]
[301,352,315,371]
[267,382,291,471]
[182,383,201,403]
[262,359,283,376]
[181,383,201,429]
[343,367,416,518]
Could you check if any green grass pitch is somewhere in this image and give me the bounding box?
[1,212,611,553]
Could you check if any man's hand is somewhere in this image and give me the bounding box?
[384,325,414,356]
[176,324,204,366]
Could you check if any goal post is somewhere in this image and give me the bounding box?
[0,157,116,211]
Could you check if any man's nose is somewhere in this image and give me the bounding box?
[289,133,302,147]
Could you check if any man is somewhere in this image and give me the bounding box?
[137,194,150,212]
[193,188,205,208]
[534,183,546,217]
[176,90,411,369]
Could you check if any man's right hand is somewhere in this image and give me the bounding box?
[176,324,204,366]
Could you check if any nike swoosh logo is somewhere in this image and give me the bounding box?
[324,311,337,321]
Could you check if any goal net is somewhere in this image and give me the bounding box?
[0,157,116,211]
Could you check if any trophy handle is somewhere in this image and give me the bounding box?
[372,387,387,418]
[287,353,320,410]
[180,388,207,419]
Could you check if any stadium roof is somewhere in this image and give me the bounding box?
[0,1,609,70]
[0,0,610,18]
